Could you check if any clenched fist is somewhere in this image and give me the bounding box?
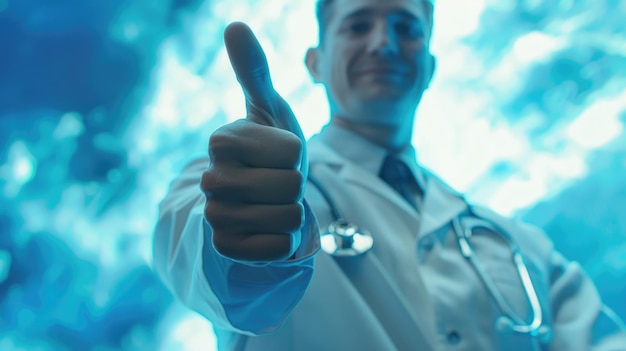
[202,22,311,262]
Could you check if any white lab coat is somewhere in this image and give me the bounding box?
[153,124,626,351]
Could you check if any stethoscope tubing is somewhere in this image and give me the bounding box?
[452,213,546,339]
[308,173,342,221]
[307,174,626,343]
[308,174,548,340]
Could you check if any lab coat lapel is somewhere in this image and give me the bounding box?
[339,163,421,219]
[307,138,440,347]
[337,159,469,239]
[309,139,408,210]
[309,138,467,239]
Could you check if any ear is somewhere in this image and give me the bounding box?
[425,52,436,89]
[305,47,322,83]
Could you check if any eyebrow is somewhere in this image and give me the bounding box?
[341,8,421,22]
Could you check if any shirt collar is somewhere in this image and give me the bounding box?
[315,123,427,190]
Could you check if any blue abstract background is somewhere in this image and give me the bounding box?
[0,0,624,350]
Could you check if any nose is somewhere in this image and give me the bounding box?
[367,22,398,57]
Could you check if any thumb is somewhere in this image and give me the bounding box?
[224,22,308,165]
[224,22,279,124]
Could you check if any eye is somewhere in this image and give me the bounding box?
[394,20,425,39]
[347,21,372,35]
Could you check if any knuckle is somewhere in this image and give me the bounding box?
[201,170,218,193]
[286,132,303,150]
[208,120,250,157]
[203,199,218,224]
[201,168,231,195]
[294,170,305,193]
[204,200,230,229]
[285,202,305,232]
[286,170,305,202]
[208,131,233,158]
[211,230,237,257]
[281,134,303,167]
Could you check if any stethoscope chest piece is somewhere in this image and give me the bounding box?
[321,219,374,257]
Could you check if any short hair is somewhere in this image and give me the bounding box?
[315,0,434,45]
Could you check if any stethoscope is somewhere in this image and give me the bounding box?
[307,174,553,342]
[451,213,552,342]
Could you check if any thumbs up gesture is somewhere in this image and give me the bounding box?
[202,22,310,262]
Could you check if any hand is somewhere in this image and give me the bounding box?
[202,22,309,262]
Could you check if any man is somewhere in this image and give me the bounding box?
[153,0,626,349]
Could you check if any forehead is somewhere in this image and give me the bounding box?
[330,0,427,21]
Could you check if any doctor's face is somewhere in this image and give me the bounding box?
[307,0,435,127]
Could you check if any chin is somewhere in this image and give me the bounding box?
[360,96,408,111]
[359,85,414,101]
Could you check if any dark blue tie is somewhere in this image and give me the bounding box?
[379,155,419,209]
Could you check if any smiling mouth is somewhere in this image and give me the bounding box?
[357,68,408,78]
[356,71,408,84]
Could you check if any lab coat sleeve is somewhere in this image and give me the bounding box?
[152,157,321,335]
[548,250,626,350]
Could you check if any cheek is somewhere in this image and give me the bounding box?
[326,51,352,100]
[330,50,348,77]
[409,53,430,85]
[330,61,346,90]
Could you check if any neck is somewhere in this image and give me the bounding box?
[331,116,414,153]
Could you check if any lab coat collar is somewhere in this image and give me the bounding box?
[311,123,427,190]
[418,172,467,237]
[308,125,467,238]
